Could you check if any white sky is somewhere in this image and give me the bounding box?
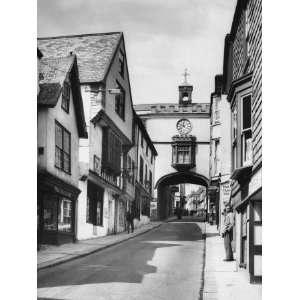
[38,0,236,104]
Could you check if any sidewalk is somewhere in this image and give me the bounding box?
[38,221,162,270]
[202,224,261,300]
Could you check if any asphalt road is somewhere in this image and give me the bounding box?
[38,220,206,300]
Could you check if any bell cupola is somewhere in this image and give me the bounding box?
[179,68,193,105]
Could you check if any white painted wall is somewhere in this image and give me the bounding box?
[76,182,113,240]
[145,116,210,142]
[140,114,210,187]
[37,86,79,188]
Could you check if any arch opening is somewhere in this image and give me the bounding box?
[155,171,209,221]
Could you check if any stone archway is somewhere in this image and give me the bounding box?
[155,171,209,220]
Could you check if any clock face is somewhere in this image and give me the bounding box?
[176,119,192,135]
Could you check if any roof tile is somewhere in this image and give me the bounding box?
[37,32,121,83]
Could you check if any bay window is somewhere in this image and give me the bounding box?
[171,135,196,171]
[232,107,238,170]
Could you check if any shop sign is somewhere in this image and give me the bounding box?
[222,182,231,203]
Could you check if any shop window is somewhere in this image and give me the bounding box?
[58,198,72,232]
[43,195,58,231]
[61,81,70,113]
[241,95,252,166]
[55,121,71,174]
[43,195,73,233]
[115,82,125,120]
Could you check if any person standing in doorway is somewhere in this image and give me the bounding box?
[126,209,134,233]
[222,204,234,261]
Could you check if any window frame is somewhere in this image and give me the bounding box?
[115,81,126,120]
[139,156,144,184]
[61,81,70,113]
[55,121,71,174]
[118,50,125,78]
[240,94,252,166]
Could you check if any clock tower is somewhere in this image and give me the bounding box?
[179,68,193,105]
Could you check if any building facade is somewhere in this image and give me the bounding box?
[135,78,210,220]
[38,32,136,240]
[133,113,157,226]
[37,53,88,245]
[222,0,262,283]
[209,75,232,230]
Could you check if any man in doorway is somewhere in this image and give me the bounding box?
[222,203,234,261]
[126,209,134,234]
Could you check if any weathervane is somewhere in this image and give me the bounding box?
[182,68,190,84]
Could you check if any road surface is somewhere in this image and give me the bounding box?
[38,220,205,300]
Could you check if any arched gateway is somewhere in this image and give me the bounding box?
[134,73,210,220]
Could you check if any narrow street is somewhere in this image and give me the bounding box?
[38,220,205,300]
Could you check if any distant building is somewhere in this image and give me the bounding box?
[208,74,232,230]
[133,113,157,225]
[37,52,87,244]
[38,32,136,240]
[134,76,210,220]
[222,0,262,283]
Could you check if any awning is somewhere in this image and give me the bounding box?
[231,165,252,183]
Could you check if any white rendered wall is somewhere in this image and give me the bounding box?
[37,88,79,188]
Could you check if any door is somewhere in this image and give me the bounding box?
[249,200,262,283]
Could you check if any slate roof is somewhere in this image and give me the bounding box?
[37,32,122,83]
[38,55,75,106]
[38,54,88,138]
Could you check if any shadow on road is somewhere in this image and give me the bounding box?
[38,242,180,288]
[38,222,204,290]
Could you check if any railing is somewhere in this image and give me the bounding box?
[93,155,122,189]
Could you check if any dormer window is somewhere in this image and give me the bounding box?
[61,82,70,113]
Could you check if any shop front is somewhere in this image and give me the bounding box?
[231,166,262,284]
[37,171,80,245]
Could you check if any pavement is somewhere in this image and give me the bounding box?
[38,221,163,270]
[202,223,262,300]
[38,221,206,300]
